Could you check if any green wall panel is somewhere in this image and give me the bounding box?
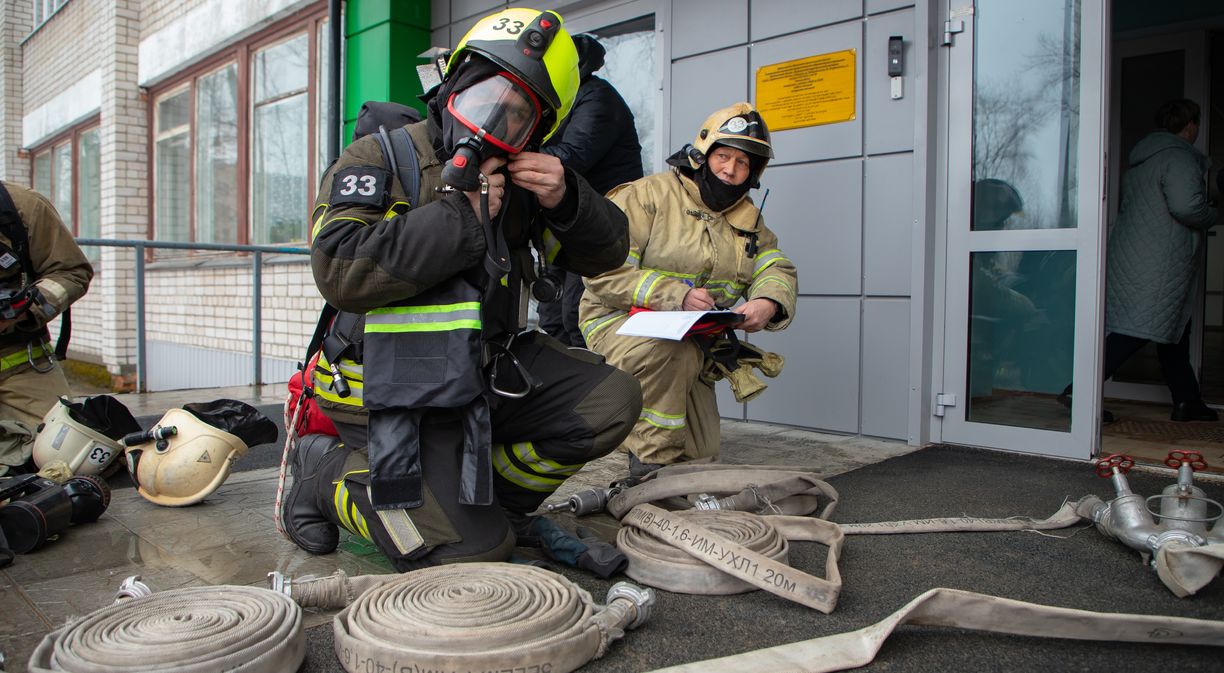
[343,0,432,145]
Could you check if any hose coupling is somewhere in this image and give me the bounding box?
[606,581,656,630]
[267,571,292,597]
[114,575,152,603]
[1147,529,1206,555]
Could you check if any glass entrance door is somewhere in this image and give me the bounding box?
[938,0,1108,459]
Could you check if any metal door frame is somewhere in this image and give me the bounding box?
[935,0,1109,459]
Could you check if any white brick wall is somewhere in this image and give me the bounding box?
[5,0,329,389]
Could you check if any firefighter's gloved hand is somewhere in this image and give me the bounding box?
[726,364,768,403]
[575,525,628,579]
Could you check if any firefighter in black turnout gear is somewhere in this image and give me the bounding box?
[283,7,642,570]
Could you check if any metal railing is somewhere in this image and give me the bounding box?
[75,238,311,393]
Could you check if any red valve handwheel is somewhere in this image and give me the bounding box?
[1164,450,1208,472]
[1095,453,1134,478]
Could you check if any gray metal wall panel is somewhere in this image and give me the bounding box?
[863,153,913,295]
[671,0,747,59]
[147,342,297,392]
[452,0,502,22]
[750,22,863,164]
[746,297,860,432]
[431,27,448,49]
[670,48,748,156]
[866,0,914,15]
[431,0,449,29]
[864,8,916,155]
[861,298,910,439]
[751,0,862,42]
[760,160,862,295]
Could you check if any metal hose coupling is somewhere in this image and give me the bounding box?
[112,575,152,603]
[604,581,656,630]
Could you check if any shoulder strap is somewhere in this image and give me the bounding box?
[373,125,421,208]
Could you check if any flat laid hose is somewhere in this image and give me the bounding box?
[644,587,1224,673]
[274,562,653,673]
[27,585,304,673]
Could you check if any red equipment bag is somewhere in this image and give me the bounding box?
[285,352,339,437]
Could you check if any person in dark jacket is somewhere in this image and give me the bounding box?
[536,34,643,347]
[1060,99,1219,423]
[282,8,641,571]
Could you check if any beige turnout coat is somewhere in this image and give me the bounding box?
[580,167,797,464]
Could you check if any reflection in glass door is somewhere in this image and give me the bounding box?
[940,0,1107,458]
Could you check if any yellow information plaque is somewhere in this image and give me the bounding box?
[756,49,856,131]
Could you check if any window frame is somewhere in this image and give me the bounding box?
[27,117,101,237]
[144,5,329,252]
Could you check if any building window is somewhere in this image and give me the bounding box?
[148,11,330,251]
[252,34,309,244]
[154,87,191,245]
[29,121,99,259]
[31,0,69,30]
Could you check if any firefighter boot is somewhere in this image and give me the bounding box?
[282,433,346,554]
[628,452,664,479]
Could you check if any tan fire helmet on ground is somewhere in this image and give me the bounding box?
[32,399,125,477]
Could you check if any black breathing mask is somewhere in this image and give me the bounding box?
[439,72,543,191]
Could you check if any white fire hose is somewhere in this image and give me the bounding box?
[642,587,1224,673]
[27,579,304,672]
[269,562,655,673]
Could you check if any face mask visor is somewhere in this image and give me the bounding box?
[446,72,542,154]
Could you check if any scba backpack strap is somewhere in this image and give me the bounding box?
[0,181,71,360]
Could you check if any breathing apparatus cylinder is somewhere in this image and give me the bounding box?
[0,474,110,553]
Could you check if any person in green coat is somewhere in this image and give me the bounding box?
[1062,99,1219,423]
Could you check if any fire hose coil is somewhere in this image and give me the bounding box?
[331,563,638,673]
[619,504,844,612]
[27,585,304,673]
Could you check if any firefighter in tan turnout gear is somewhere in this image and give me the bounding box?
[282,8,641,572]
[0,181,93,476]
[581,103,797,477]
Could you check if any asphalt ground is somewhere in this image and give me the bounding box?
[286,444,1224,673]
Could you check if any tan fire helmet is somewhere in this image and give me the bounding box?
[686,102,774,187]
[32,399,125,477]
[125,407,249,507]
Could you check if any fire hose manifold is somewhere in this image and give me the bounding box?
[1079,450,1224,597]
[268,562,655,673]
[26,578,304,673]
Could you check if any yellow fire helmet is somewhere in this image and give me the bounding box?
[31,399,124,477]
[446,7,580,142]
[125,408,252,507]
[688,102,775,184]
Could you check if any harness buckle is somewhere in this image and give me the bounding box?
[486,332,542,399]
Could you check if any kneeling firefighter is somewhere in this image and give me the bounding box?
[283,7,641,572]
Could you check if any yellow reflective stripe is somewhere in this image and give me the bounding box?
[633,272,664,306]
[510,441,581,477]
[750,277,794,295]
[752,250,789,279]
[640,407,686,430]
[310,205,329,240]
[333,471,370,539]
[365,320,480,333]
[311,377,364,406]
[581,311,626,341]
[316,353,363,381]
[316,215,370,240]
[493,442,566,492]
[626,250,641,267]
[0,344,47,372]
[542,230,562,264]
[368,302,480,315]
[383,201,410,220]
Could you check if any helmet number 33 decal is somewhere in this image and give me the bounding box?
[330,166,389,207]
[491,18,525,34]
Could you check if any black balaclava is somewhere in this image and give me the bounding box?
[694,145,764,212]
[422,54,507,163]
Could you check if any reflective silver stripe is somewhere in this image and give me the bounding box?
[633,272,664,305]
[640,407,686,430]
[581,311,626,341]
[493,442,567,492]
[752,250,789,279]
[626,251,641,267]
[366,305,481,326]
[750,276,794,296]
[368,485,426,556]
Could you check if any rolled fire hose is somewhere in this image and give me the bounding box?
[643,587,1224,673]
[27,583,304,673]
[271,562,655,673]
